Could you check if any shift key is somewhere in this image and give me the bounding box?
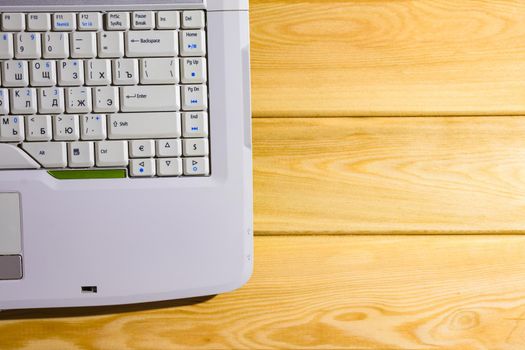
[108,112,182,139]
[120,85,180,112]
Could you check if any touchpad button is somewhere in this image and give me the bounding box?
[0,255,22,280]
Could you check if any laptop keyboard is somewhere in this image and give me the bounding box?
[0,10,210,177]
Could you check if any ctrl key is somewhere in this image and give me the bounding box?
[183,157,209,176]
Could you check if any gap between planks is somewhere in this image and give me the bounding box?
[254,231,525,237]
[252,114,525,119]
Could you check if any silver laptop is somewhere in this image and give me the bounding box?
[0,0,253,310]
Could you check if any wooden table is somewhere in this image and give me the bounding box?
[3,1,525,348]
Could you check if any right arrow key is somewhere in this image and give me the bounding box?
[183,157,209,176]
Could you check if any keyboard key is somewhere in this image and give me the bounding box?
[2,14,25,31]
[0,143,40,170]
[27,13,51,31]
[98,31,124,58]
[0,89,10,114]
[157,11,179,30]
[113,58,139,85]
[52,13,76,31]
[95,140,128,167]
[156,139,182,157]
[132,11,154,30]
[181,11,205,29]
[157,158,182,177]
[58,59,84,86]
[181,85,207,111]
[70,32,97,58]
[2,61,29,87]
[0,33,14,59]
[22,142,67,168]
[140,58,179,84]
[0,116,24,142]
[126,30,178,57]
[130,158,156,177]
[10,88,37,114]
[183,138,209,157]
[182,112,208,138]
[78,13,102,31]
[183,157,209,176]
[26,115,52,141]
[68,141,95,168]
[120,85,180,112]
[181,57,206,84]
[38,87,65,114]
[53,114,79,141]
[66,87,92,113]
[30,60,57,87]
[93,86,119,113]
[0,143,40,169]
[129,139,155,158]
[179,30,206,56]
[106,12,130,30]
[15,33,42,59]
[43,32,69,59]
[85,59,111,85]
[108,112,181,140]
[81,114,107,140]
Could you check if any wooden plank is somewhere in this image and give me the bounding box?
[254,117,525,234]
[2,236,525,349]
[250,0,525,117]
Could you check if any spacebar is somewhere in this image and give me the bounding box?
[108,113,181,140]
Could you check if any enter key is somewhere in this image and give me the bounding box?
[120,85,181,112]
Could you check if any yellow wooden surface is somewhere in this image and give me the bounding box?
[3,236,525,350]
[251,0,525,117]
[254,117,525,234]
[2,1,525,349]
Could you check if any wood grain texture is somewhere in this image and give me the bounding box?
[3,236,525,350]
[254,117,525,234]
[251,0,525,117]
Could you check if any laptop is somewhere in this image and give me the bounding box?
[0,0,253,310]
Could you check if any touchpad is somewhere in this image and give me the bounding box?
[0,193,23,280]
